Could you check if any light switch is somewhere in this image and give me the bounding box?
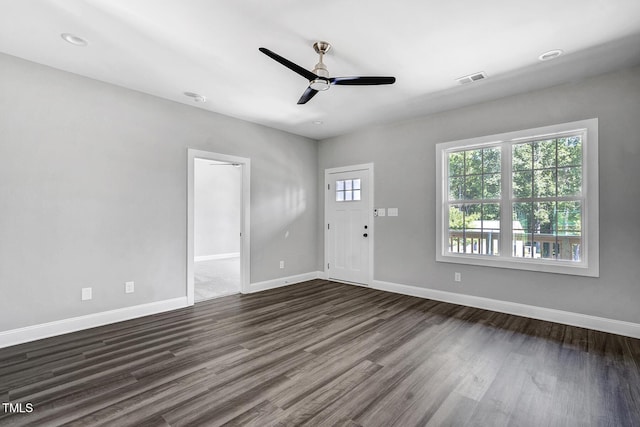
[377,208,386,217]
[388,208,399,217]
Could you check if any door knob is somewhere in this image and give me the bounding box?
[363,233,368,237]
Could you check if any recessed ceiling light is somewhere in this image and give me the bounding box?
[539,49,563,61]
[61,33,88,46]
[184,92,207,103]
[312,120,323,125]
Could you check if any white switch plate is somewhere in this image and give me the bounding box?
[125,281,135,293]
[454,272,461,282]
[279,261,285,269]
[388,208,399,217]
[81,287,92,301]
[377,208,386,217]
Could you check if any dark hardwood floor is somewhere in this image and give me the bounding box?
[1,280,639,426]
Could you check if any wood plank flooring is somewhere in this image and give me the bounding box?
[1,280,639,426]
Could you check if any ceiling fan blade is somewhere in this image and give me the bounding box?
[330,76,396,85]
[297,87,319,105]
[259,47,318,81]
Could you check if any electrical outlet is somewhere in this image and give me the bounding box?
[125,281,135,294]
[81,287,92,301]
[454,272,461,282]
[279,261,285,269]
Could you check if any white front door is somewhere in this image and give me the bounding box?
[326,166,372,285]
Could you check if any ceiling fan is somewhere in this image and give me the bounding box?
[259,41,396,105]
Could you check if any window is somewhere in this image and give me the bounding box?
[447,147,502,255]
[436,119,598,276]
[336,179,361,202]
[511,136,583,261]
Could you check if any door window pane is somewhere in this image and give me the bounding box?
[335,179,362,202]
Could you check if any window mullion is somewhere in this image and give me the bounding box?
[501,142,512,259]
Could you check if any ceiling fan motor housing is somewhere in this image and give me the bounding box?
[310,77,330,91]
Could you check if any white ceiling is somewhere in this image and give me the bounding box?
[1,0,640,140]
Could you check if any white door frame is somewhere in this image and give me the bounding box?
[324,163,374,286]
[187,149,251,305]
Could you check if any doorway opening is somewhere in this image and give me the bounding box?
[187,150,250,304]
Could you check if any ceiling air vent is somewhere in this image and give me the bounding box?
[457,72,487,85]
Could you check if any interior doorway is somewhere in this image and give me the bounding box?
[187,150,250,305]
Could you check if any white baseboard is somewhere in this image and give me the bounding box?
[0,271,322,349]
[248,271,322,293]
[372,280,640,339]
[194,252,240,262]
[0,297,189,349]
[8,277,635,349]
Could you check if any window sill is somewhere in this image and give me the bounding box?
[436,253,598,277]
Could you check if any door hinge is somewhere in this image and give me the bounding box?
[328,184,330,190]
[327,263,330,269]
[328,223,330,230]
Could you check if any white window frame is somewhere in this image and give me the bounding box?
[435,118,599,277]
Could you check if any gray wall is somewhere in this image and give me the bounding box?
[0,53,318,331]
[1,49,638,333]
[318,67,640,324]
[194,159,241,258]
